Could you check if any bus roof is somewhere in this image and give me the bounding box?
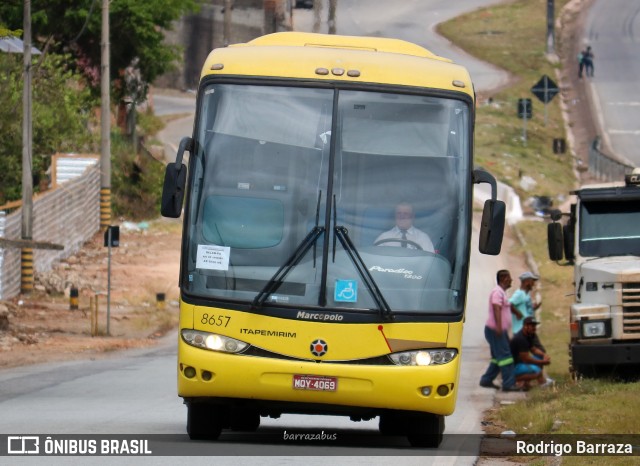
[201,32,473,97]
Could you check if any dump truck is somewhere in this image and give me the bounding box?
[548,169,640,376]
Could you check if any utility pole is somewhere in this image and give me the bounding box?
[100,0,111,229]
[223,0,232,46]
[546,0,555,55]
[328,0,337,34]
[21,0,34,294]
[264,0,276,35]
[313,0,323,33]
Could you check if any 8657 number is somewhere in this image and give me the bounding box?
[201,314,231,327]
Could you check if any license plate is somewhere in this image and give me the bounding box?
[292,374,337,392]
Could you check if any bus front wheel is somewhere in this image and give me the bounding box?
[230,408,261,431]
[380,411,445,448]
[187,402,223,440]
[406,413,444,448]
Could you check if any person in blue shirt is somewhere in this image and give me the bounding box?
[510,271,541,335]
[510,271,546,353]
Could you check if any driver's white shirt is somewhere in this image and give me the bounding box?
[375,226,435,252]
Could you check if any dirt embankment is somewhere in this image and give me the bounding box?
[0,219,182,369]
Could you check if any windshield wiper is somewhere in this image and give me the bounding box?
[252,226,324,309]
[252,192,324,309]
[332,197,393,322]
[334,226,394,322]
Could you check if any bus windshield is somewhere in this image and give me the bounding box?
[183,83,472,316]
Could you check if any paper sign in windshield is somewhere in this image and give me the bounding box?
[196,244,230,271]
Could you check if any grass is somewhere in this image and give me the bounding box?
[439,0,575,202]
[111,132,166,220]
[439,0,640,454]
[128,306,179,335]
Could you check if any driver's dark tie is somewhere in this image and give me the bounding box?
[400,229,408,248]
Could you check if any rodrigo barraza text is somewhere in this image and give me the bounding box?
[516,440,633,456]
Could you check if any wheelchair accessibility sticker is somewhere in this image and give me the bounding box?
[335,279,357,303]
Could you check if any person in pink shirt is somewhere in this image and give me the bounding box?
[479,269,526,392]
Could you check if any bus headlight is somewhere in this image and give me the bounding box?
[389,349,458,366]
[181,329,249,353]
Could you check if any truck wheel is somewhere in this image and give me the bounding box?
[187,402,223,440]
[570,345,592,379]
[406,413,445,448]
[572,363,595,379]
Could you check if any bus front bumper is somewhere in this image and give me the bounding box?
[177,343,459,416]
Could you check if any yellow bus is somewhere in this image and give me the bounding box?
[161,32,505,448]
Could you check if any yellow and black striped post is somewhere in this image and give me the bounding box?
[156,293,166,310]
[70,286,79,310]
[21,247,34,293]
[100,187,111,228]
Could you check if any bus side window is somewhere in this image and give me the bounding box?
[202,195,285,249]
[198,137,311,266]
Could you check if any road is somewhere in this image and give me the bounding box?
[2,0,524,464]
[154,94,195,162]
[584,0,640,166]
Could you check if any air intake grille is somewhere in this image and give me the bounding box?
[242,346,394,365]
[622,283,640,334]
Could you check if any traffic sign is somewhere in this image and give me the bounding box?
[531,75,559,103]
[553,138,566,154]
[103,225,120,247]
[517,98,532,119]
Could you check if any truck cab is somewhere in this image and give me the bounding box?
[548,169,640,376]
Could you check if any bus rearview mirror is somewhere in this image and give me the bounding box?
[161,137,192,218]
[479,199,505,255]
[161,162,187,218]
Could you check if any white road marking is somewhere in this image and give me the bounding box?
[609,129,640,135]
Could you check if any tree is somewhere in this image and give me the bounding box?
[0,25,21,37]
[0,0,200,102]
[0,52,98,203]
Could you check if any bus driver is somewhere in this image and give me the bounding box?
[374,202,435,252]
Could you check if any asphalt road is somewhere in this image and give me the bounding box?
[584,0,640,166]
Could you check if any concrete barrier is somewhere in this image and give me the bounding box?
[0,160,100,300]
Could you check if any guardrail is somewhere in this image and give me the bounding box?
[588,137,635,181]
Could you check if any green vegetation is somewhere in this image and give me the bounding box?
[0,50,164,218]
[0,1,187,216]
[111,127,166,220]
[0,52,98,204]
[439,0,574,202]
[440,0,640,454]
[0,0,199,102]
[0,25,20,37]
